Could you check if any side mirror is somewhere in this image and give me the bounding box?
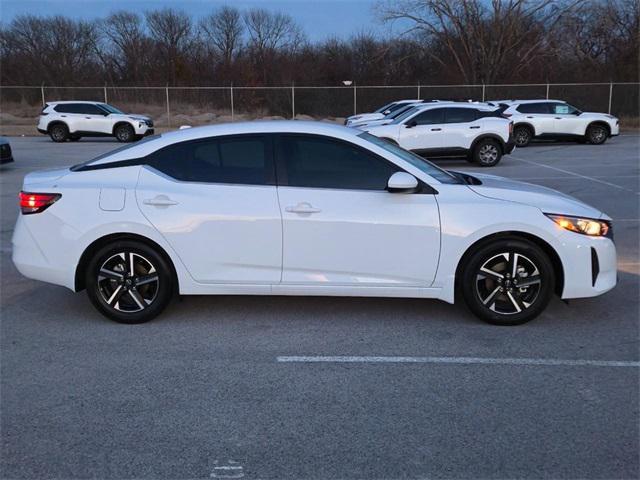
[387,172,418,193]
[405,120,417,129]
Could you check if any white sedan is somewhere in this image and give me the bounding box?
[12,121,616,325]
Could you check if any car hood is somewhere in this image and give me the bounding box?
[580,112,617,120]
[459,171,607,219]
[110,113,151,121]
[347,113,385,124]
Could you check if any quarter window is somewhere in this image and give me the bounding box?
[279,135,398,190]
[149,135,272,185]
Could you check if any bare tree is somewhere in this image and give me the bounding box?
[243,8,304,53]
[98,11,150,83]
[200,6,243,65]
[377,0,585,83]
[145,8,194,84]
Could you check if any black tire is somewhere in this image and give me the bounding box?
[472,138,502,167]
[586,124,608,145]
[460,237,554,326]
[49,124,69,143]
[85,240,174,324]
[69,135,81,142]
[114,124,135,143]
[513,126,532,147]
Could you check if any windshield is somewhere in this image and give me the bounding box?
[99,103,125,114]
[391,106,421,124]
[358,132,462,185]
[374,102,395,114]
[387,104,418,119]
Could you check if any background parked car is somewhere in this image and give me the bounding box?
[494,100,619,147]
[37,101,154,143]
[0,137,14,164]
[344,99,422,126]
[363,103,514,166]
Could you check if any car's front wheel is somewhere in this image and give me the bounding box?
[461,238,554,325]
[472,139,502,167]
[586,124,608,145]
[114,124,135,143]
[85,240,174,324]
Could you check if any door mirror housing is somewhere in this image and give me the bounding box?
[405,120,417,129]
[387,172,419,193]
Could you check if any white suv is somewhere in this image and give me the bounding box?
[37,101,154,143]
[496,100,619,147]
[362,103,514,167]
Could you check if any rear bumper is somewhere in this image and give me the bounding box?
[504,139,516,154]
[37,128,47,134]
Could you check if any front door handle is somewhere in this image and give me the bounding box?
[469,126,480,129]
[285,202,321,214]
[143,195,179,207]
[555,117,562,120]
[430,128,442,131]
[526,116,534,119]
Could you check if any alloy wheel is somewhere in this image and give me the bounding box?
[97,252,159,312]
[515,129,529,146]
[478,144,499,164]
[475,252,542,315]
[51,126,66,141]
[590,127,606,143]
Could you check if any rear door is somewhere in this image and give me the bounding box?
[516,102,555,135]
[397,108,446,153]
[275,134,440,288]
[441,107,480,150]
[53,103,85,132]
[136,134,282,285]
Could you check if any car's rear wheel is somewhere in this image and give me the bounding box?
[115,124,135,143]
[513,126,532,147]
[586,124,608,145]
[85,240,174,324]
[473,139,502,167]
[461,238,554,325]
[49,124,69,142]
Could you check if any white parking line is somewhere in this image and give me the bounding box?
[509,155,640,194]
[277,356,639,368]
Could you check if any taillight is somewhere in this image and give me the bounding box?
[509,122,514,134]
[19,191,61,215]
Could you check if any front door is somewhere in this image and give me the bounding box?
[276,134,440,287]
[136,134,282,284]
[398,107,446,153]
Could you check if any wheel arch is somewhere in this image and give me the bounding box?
[586,120,611,136]
[112,121,135,136]
[454,231,564,301]
[513,122,535,136]
[47,120,69,133]
[470,133,506,153]
[75,232,179,293]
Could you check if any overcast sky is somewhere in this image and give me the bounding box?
[0,0,405,41]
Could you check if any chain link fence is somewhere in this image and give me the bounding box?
[1,83,638,129]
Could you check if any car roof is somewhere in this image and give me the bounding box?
[47,101,105,105]
[500,99,563,105]
[86,120,367,165]
[407,101,497,112]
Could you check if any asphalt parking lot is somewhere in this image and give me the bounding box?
[1,134,639,479]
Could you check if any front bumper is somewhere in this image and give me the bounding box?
[558,231,617,299]
[37,128,47,135]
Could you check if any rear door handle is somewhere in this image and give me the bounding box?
[469,126,480,129]
[526,116,534,119]
[143,195,179,207]
[430,128,442,131]
[555,117,562,120]
[285,202,321,214]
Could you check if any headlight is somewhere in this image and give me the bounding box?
[545,214,611,237]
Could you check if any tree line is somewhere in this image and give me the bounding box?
[1,0,637,88]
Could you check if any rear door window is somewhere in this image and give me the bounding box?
[443,108,478,123]
[54,104,84,114]
[149,135,274,185]
[516,103,551,114]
